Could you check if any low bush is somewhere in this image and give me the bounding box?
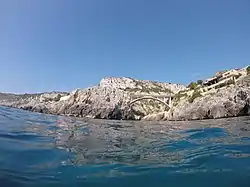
[174,92,188,102]
[247,66,250,75]
[187,82,198,90]
[188,91,202,103]
[197,80,203,85]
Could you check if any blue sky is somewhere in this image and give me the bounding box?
[0,0,249,93]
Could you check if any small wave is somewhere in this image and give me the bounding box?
[0,107,250,186]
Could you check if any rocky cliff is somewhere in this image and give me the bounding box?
[144,70,250,121]
[0,77,185,120]
[99,77,185,93]
[1,68,250,121]
[169,82,250,120]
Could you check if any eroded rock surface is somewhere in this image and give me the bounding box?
[168,86,250,121]
[0,77,184,120]
[1,73,250,121]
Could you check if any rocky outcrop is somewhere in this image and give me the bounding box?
[39,92,66,102]
[100,77,185,93]
[168,86,250,121]
[0,77,184,120]
[142,75,250,121]
[1,72,250,121]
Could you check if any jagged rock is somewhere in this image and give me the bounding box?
[40,93,64,102]
[1,73,250,121]
[99,77,186,93]
[0,77,183,120]
[143,112,167,121]
[169,86,250,121]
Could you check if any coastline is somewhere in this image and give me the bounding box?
[1,67,250,121]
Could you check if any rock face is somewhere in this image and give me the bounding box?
[1,73,250,121]
[144,74,250,121]
[0,77,185,120]
[99,77,185,93]
[168,86,250,121]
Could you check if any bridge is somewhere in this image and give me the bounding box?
[129,94,173,111]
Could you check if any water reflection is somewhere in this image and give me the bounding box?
[15,110,250,167]
[1,106,250,173]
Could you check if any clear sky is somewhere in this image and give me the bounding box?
[0,0,249,93]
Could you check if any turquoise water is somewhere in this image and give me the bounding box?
[0,106,250,187]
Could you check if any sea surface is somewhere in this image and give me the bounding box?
[0,106,250,187]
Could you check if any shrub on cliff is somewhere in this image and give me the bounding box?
[188,90,202,103]
[187,82,198,90]
[197,80,203,85]
[247,66,250,75]
[173,92,188,103]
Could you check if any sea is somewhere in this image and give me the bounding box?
[0,106,250,187]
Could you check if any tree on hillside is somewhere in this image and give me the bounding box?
[187,82,198,90]
[247,66,250,75]
[197,80,203,85]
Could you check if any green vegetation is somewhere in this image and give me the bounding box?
[124,87,141,92]
[125,81,173,94]
[134,80,144,87]
[188,90,202,103]
[187,82,198,90]
[150,85,173,93]
[197,80,203,85]
[173,91,188,103]
[125,86,172,94]
[247,66,250,75]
